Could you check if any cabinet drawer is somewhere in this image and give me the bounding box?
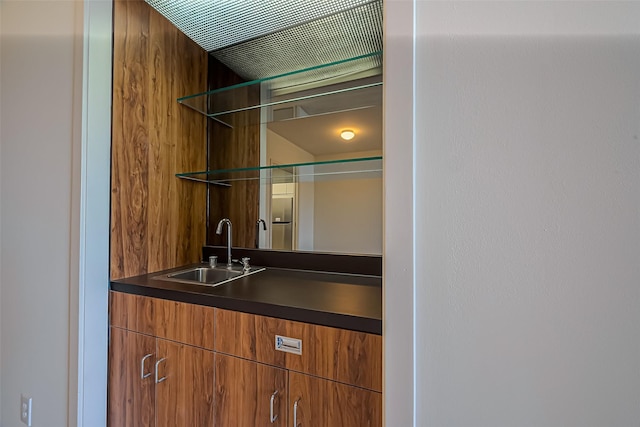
[110,291,215,350]
[214,309,382,392]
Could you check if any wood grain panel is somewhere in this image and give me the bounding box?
[153,298,215,350]
[111,0,207,280]
[146,7,175,274]
[207,57,261,249]
[111,0,150,280]
[108,327,156,427]
[175,24,209,265]
[288,372,382,427]
[214,354,287,427]
[110,292,215,349]
[214,309,382,391]
[110,291,156,336]
[155,339,214,427]
[214,307,287,365]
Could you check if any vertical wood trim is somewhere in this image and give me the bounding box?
[207,57,261,248]
[175,29,208,265]
[111,0,207,280]
[111,0,150,279]
[147,9,174,274]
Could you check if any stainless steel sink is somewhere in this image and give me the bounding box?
[154,265,265,287]
[170,267,242,283]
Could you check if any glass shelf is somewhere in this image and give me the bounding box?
[177,51,382,127]
[176,156,382,187]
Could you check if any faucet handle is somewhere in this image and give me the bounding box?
[209,256,218,268]
[240,257,251,271]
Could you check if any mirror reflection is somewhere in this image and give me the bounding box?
[258,105,382,255]
[194,2,383,256]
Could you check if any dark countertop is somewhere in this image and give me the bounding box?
[110,264,382,335]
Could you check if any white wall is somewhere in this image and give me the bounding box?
[269,129,384,254]
[0,1,110,427]
[0,2,3,423]
[313,176,382,254]
[266,129,315,250]
[266,128,316,165]
[313,151,382,255]
[315,150,382,162]
[386,1,640,426]
[73,1,112,425]
[383,0,415,424]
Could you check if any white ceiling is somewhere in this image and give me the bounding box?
[267,106,382,157]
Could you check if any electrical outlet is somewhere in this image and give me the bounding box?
[20,394,32,426]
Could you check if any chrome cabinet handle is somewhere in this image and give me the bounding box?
[140,353,153,379]
[293,398,300,427]
[269,390,279,423]
[154,358,167,383]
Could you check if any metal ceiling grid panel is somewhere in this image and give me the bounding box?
[210,1,383,89]
[145,0,375,52]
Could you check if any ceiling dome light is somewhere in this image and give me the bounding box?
[340,129,356,141]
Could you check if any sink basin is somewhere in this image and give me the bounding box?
[155,265,265,287]
[169,267,242,283]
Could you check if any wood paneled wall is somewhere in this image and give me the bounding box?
[111,0,207,280]
[207,57,261,248]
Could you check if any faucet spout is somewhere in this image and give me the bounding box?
[255,219,267,248]
[215,218,233,268]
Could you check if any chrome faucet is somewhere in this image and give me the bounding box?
[255,219,267,248]
[215,218,233,268]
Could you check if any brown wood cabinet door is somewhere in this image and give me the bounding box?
[288,372,382,427]
[108,327,156,427]
[155,339,214,427]
[214,354,288,427]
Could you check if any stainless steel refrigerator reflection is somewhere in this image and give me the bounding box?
[271,197,293,250]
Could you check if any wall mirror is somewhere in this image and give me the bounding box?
[148,0,383,255]
[258,72,382,255]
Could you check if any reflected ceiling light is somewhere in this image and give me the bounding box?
[340,130,356,141]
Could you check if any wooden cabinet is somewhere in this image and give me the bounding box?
[107,327,214,427]
[213,354,382,427]
[108,328,156,427]
[109,292,382,427]
[214,308,382,427]
[215,308,382,392]
[214,354,288,427]
[289,372,383,427]
[108,292,215,427]
[110,291,215,350]
[155,340,214,427]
